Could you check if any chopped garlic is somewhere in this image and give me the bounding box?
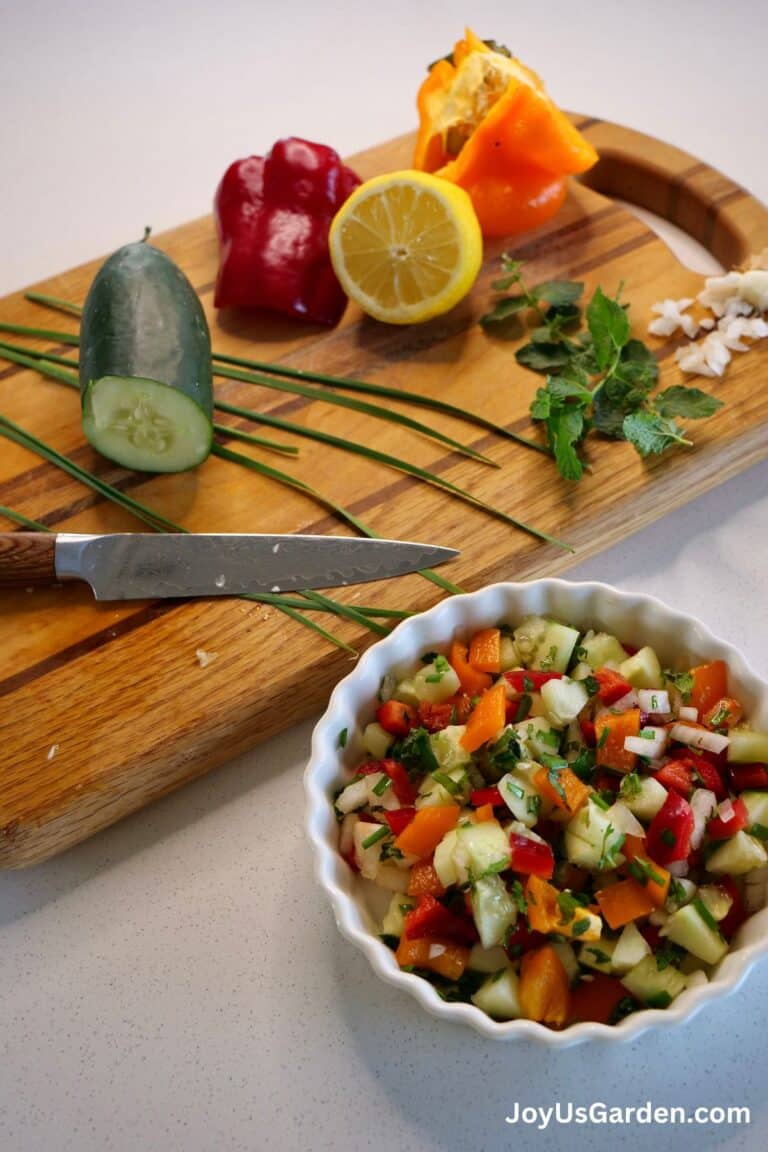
[47,744,59,761]
[195,648,218,668]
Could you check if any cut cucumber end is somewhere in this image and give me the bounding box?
[82,375,213,472]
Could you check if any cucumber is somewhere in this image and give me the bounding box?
[471,966,523,1020]
[471,874,518,948]
[619,646,663,689]
[362,722,392,760]
[80,240,214,472]
[564,798,624,870]
[706,830,768,875]
[611,922,651,974]
[541,676,589,728]
[727,728,768,764]
[619,774,668,822]
[499,769,541,827]
[579,630,629,669]
[621,954,687,1006]
[381,893,415,937]
[664,903,728,965]
[512,616,580,673]
[741,790,768,827]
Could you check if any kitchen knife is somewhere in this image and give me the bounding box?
[0,532,459,600]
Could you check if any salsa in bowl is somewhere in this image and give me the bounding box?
[304,580,768,1044]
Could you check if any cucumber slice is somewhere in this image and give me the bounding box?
[619,646,663,689]
[697,885,733,922]
[471,874,518,948]
[619,774,668,821]
[468,944,510,973]
[741,790,768,827]
[727,728,768,764]
[541,676,589,728]
[664,903,728,965]
[621,954,687,1006]
[381,893,415,937]
[460,821,511,876]
[362,721,392,760]
[513,616,579,673]
[80,242,213,472]
[579,630,629,669]
[511,717,561,761]
[428,725,472,772]
[410,660,462,704]
[499,634,518,671]
[549,939,579,983]
[611,922,651,974]
[471,966,523,1020]
[499,770,541,827]
[579,938,616,974]
[564,798,625,870]
[706,830,768,875]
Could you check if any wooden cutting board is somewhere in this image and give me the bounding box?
[2,115,767,867]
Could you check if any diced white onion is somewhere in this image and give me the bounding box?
[668,860,690,878]
[611,690,639,713]
[717,798,735,823]
[669,722,730,755]
[638,689,671,715]
[335,778,371,814]
[428,943,447,959]
[690,789,717,850]
[678,706,699,722]
[624,731,668,759]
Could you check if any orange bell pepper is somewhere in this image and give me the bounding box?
[394,804,460,858]
[595,708,641,774]
[448,639,493,696]
[689,660,728,715]
[533,764,590,816]
[595,878,656,930]
[519,945,571,1028]
[472,803,495,824]
[524,874,561,934]
[395,935,470,981]
[460,681,507,752]
[413,28,598,236]
[407,858,447,897]
[468,627,502,674]
[620,834,670,907]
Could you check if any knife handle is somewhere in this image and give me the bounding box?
[0,533,57,588]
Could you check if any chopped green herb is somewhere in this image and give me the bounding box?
[664,670,694,702]
[620,772,642,800]
[609,996,640,1024]
[668,879,688,905]
[361,825,390,850]
[660,828,677,848]
[570,747,596,781]
[380,841,404,862]
[627,856,664,888]
[587,947,613,965]
[583,676,600,697]
[645,991,673,1010]
[432,770,461,795]
[539,645,559,672]
[505,779,525,800]
[510,880,528,915]
[573,645,588,662]
[571,916,591,938]
[597,727,609,749]
[513,693,532,722]
[371,774,392,796]
[539,729,562,750]
[480,858,510,878]
[590,791,610,811]
[392,727,439,777]
[749,822,768,841]
[692,897,724,937]
[655,941,685,971]
[425,654,451,683]
[420,651,439,664]
[557,891,579,923]
[597,824,625,870]
[338,727,348,748]
[526,794,542,816]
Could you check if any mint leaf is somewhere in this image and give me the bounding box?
[532,280,584,308]
[587,286,631,371]
[654,385,724,419]
[614,339,659,389]
[490,255,524,291]
[545,374,593,405]
[516,341,573,373]
[550,407,586,481]
[623,411,691,457]
[480,295,530,325]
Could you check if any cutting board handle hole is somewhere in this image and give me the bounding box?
[612,199,723,276]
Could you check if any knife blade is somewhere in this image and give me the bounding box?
[0,532,459,600]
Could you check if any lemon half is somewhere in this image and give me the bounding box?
[329,170,483,325]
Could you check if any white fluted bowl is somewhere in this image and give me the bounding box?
[304,579,768,1046]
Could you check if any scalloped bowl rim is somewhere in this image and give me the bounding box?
[304,578,768,1046]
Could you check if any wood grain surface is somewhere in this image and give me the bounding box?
[1,115,767,867]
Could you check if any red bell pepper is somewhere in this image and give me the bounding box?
[213,137,361,325]
[706,797,749,840]
[470,786,503,808]
[357,759,417,805]
[593,667,633,706]
[729,764,768,792]
[645,791,695,864]
[504,921,546,959]
[375,700,416,737]
[383,807,416,837]
[416,700,455,733]
[654,760,694,797]
[508,833,555,879]
[404,894,477,944]
[676,753,728,800]
[579,717,597,747]
[504,670,563,693]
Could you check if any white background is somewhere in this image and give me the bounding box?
[1,2,767,1150]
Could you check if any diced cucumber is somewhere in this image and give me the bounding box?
[335,778,370,815]
[611,922,651,975]
[742,791,768,827]
[433,829,463,887]
[511,717,561,761]
[468,944,510,973]
[541,676,589,729]
[564,799,625,870]
[569,661,594,682]
[392,678,420,707]
[620,646,664,689]
[353,821,387,879]
[549,940,579,983]
[665,877,697,912]
[381,893,415,937]
[706,831,768,875]
[513,616,580,673]
[460,821,511,877]
[471,966,522,1020]
[429,725,472,773]
[499,634,518,672]
[579,630,629,669]
[727,728,768,764]
[471,874,518,948]
[621,954,687,1005]
[697,885,733,922]
[362,721,392,760]
[410,660,462,704]
[499,770,541,828]
[375,863,412,893]
[417,762,470,808]
[579,938,617,974]
[619,774,668,821]
[664,903,728,964]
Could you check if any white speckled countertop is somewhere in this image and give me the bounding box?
[2,2,767,1149]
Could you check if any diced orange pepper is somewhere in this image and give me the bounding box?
[569,974,633,1025]
[394,804,460,858]
[524,874,561,934]
[407,858,446,897]
[533,765,590,816]
[620,835,670,907]
[702,695,742,729]
[468,627,501,674]
[595,708,641,773]
[413,28,598,237]
[448,639,492,696]
[519,945,571,1028]
[595,878,656,929]
[472,803,495,824]
[461,682,507,752]
[689,660,728,715]
[395,935,470,981]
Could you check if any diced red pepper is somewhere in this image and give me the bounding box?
[504,921,546,959]
[416,700,455,733]
[407,858,446,897]
[593,771,621,794]
[593,667,634,706]
[729,764,768,792]
[715,876,749,939]
[505,695,533,723]
[671,753,728,801]
[639,923,663,952]
[375,699,417,737]
[706,797,749,840]
[654,760,694,798]
[404,894,477,944]
[213,137,361,325]
[383,807,416,837]
[645,791,695,864]
[470,786,503,808]
[579,717,597,747]
[504,670,563,693]
[357,759,417,805]
[508,833,555,879]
